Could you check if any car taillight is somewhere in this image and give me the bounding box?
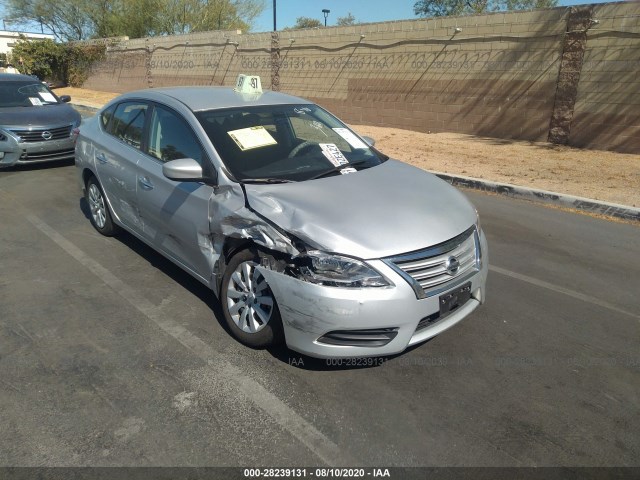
[72,127,80,144]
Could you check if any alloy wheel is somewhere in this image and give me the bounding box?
[88,183,106,229]
[226,261,274,333]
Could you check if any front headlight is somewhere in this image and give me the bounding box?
[474,210,483,266]
[297,251,391,288]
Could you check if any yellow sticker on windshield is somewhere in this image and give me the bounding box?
[228,126,277,151]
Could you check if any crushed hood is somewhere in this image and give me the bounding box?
[0,104,80,128]
[244,160,477,259]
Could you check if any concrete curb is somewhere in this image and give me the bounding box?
[432,171,640,223]
[72,102,639,222]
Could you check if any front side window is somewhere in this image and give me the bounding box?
[108,102,148,149]
[147,105,204,163]
[0,81,61,108]
[195,104,385,182]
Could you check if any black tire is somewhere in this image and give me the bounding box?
[86,176,118,236]
[221,249,284,348]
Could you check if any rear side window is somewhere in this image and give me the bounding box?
[108,101,148,149]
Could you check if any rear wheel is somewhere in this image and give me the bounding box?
[86,176,118,236]
[221,249,284,348]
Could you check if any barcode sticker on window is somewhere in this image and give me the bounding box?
[319,143,349,167]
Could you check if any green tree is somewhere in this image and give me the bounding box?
[503,0,558,10]
[83,0,162,38]
[7,0,94,40]
[414,0,556,17]
[157,0,264,34]
[6,0,265,40]
[287,16,323,29]
[336,12,358,26]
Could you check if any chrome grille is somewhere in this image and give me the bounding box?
[384,227,480,299]
[10,125,73,142]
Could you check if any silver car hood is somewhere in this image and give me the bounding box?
[244,160,477,259]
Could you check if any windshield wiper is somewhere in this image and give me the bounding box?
[240,177,295,184]
[308,160,371,181]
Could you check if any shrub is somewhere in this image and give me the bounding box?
[10,37,65,80]
[10,36,106,86]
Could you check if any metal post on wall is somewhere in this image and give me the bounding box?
[273,0,277,31]
[271,0,280,91]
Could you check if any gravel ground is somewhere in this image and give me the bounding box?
[58,87,640,207]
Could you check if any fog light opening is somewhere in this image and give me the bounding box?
[317,328,399,347]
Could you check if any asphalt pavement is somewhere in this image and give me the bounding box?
[0,159,638,467]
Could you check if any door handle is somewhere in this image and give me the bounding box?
[96,152,107,164]
[138,176,154,190]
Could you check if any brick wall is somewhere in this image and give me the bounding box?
[570,2,640,153]
[81,2,640,153]
[292,9,566,141]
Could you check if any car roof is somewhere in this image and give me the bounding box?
[0,73,40,82]
[115,86,313,112]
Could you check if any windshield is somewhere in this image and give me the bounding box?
[0,81,60,108]
[196,104,386,182]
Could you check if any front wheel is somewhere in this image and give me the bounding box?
[221,250,284,348]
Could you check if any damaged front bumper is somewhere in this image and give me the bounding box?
[258,231,489,358]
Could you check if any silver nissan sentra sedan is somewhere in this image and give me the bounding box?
[0,73,81,167]
[75,75,488,358]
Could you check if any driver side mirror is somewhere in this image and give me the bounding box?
[163,158,209,183]
[59,95,71,103]
[362,135,375,147]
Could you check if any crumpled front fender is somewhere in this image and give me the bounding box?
[208,183,303,294]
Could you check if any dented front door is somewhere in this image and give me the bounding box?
[135,154,215,284]
[135,104,220,284]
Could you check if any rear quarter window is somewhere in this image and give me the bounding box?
[100,105,116,131]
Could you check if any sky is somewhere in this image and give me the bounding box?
[254,0,615,32]
[255,0,417,31]
[0,0,618,35]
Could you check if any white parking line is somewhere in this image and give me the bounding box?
[489,265,640,321]
[26,214,353,466]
